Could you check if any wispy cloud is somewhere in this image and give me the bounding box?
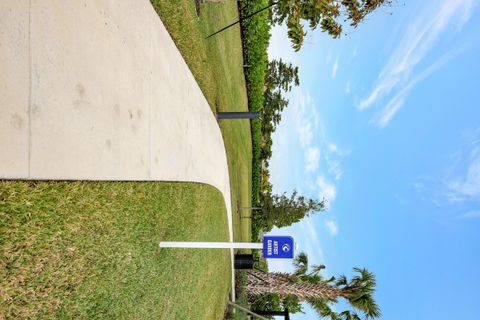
[286,88,349,207]
[345,81,351,95]
[295,90,314,147]
[293,90,341,175]
[460,211,480,219]
[298,121,314,147]
[325,220,339,236]
[329,143,339,153]
[295,90,350,205]
[447,146,480,200]
[301,220,327,264]
[317,176,336,204]
[332,57,339,79]
[326,158,343,181]
[373,49,460,127]
[414,128,480,211]
[359,0,475,125]
[328,143,350,157]
[305,147,320,172]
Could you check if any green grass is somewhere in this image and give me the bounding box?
[0,181,230,319]
[151,0,252,243]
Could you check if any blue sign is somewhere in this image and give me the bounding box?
[263,235,295,259]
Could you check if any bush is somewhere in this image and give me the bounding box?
[239,0,271,217]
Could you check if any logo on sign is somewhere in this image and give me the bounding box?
[282,244,290,252]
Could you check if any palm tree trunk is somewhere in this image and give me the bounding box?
[247,271,342,301]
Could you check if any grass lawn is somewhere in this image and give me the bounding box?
[0,181,230,319]
[151,0,252,243]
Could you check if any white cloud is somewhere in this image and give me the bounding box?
[325,220,339,236]
[294,90,314,147]
[414,129,480,210]
[373,88,407,127]
[317,176,336,203]
[298,121,314,147]
[326,159,343,181]
[328,143,350,157]
[268,24,298,63]
[311,101,320,127]
[358,0,475,125]
[358,78,396,111]
[279,88,347,209]
[448,146,480,199]
[301,220,327,264]
[329,143,339,153]
[460,211,480,219]
[305,147,320,172]
[345,81,351,95]
[374,48,462,127]
[332,58,339,79]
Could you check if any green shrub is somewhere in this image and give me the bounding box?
[239,1,271,221]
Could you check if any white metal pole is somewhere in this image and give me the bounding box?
[159,241,263,249]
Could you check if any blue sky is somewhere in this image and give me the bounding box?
[266,0,480,319]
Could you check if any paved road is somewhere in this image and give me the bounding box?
[0,0,235,298]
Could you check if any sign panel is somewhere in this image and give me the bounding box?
[263,235,295,259]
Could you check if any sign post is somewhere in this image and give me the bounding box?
[159,241,263,249]
[159,235,295,259]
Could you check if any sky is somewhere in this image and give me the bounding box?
[265,0,480,319]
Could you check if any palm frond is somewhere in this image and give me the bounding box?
[324,276,336,284]
[311,264,326,274]
[344,268,381,319]
[351,268,376,287]
[349,294,381,319]
[293,252,309,276]
[307,264,325,279]
[339,310,362,320]
[335,275,347,286]
[304,273,322,284]
[308,298,338,319]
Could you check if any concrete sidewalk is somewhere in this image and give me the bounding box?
[0,0,235,297]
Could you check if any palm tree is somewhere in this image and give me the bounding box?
[247,252,381,319]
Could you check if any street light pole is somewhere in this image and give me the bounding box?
[216,112,259,120]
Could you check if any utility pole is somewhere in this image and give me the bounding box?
[206,1,279,39]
